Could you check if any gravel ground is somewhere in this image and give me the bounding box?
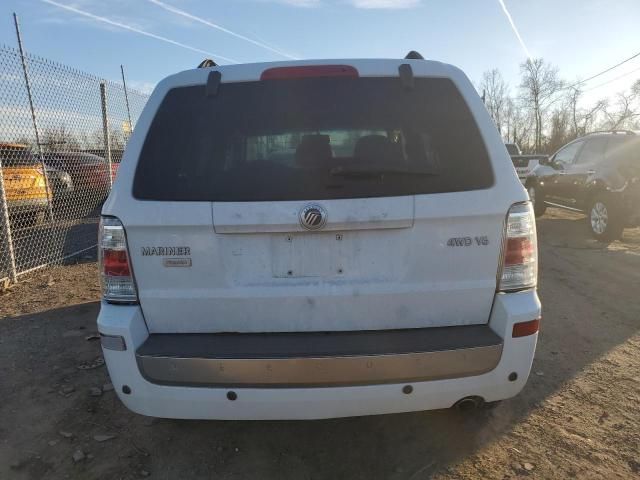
[0,208,639,480]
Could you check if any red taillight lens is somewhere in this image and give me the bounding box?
[512,318,540,337]
[499,203,538,291]
[99,216,138,304]
[260,65,359,81]
[504,238,534,266]
[103,250,131,276]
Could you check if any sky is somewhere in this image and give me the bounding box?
[0,0,639,107]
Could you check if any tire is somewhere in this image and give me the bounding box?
[527,185,546,217]
[588,194,624,242]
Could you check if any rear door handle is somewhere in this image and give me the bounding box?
[587,170,596,175]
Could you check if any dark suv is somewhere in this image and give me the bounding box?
[526,131,640,240]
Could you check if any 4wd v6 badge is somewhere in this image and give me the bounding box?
[447,236,489,247]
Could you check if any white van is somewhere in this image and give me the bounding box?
[97,55,541,420]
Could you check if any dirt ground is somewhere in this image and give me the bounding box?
[1,208,639,480]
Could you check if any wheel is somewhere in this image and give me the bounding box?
[588,194,624,242]
[527,185,546,217]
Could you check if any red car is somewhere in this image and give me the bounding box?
[43,152,117,201]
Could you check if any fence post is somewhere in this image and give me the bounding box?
[99,82,113,189]
[13,12,54,223]
[120,65,133,138]
[0,159,18,284]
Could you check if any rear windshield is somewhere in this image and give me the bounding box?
[134,77,493,201]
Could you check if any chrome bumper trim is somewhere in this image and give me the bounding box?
[137,344,503,388]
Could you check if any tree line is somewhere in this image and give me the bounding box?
[13,125,127,154]
[479,58,640,154]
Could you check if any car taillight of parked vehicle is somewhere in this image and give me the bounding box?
[99,216,138,304]
[499,202,538,292]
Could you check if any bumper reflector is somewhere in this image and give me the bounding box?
[512,318,540,338]
[100,333,127,351]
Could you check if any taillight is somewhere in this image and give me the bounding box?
[99,216,138,304]
[260,65,359,81]
[499,202,538,292]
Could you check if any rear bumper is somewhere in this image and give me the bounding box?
[136,326,503,388]
[98,291,540,419]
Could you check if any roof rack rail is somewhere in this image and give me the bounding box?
[197,59,218,68]
[585,130,636,136]
[404,51,424,60]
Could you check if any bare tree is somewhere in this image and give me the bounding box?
[109,130,126,151]
[504,96,515,143]
[568,87,582,135]
[519,58,564,152]
[557,87,606,141]
[603,79,640,130]
[547,108,570,153]
[480,69,509,137]
[504,96,534,151]
[40,125,81,152]
[476,62,639,153]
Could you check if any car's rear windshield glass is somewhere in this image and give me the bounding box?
[133,76,493,201]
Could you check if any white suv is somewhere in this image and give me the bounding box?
[97,55,541,420]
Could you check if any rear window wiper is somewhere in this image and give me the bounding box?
[329,164,438,177]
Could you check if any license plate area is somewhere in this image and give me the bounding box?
[271,232,347,278]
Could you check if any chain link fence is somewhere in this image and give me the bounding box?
[0,44,149,284]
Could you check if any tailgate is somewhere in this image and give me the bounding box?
[126,191,504,333]
[115,65,514,334]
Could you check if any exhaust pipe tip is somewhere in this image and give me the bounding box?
[453,396,484,412]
